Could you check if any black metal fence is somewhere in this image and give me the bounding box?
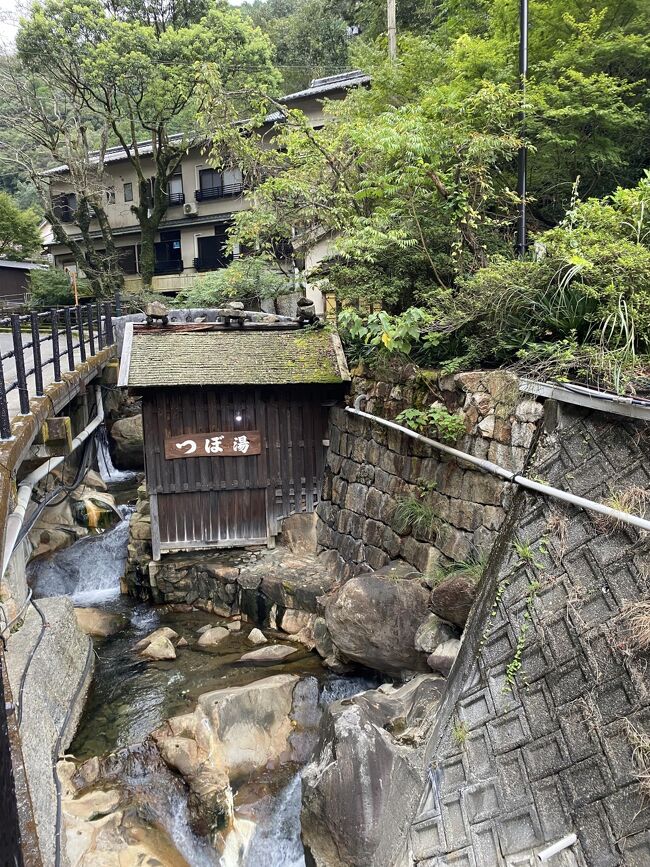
[1,654,25,866]
[0,303,115,440]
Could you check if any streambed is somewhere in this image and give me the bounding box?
[28,478,377,865]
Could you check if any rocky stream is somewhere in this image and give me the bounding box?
[28,468,380,866]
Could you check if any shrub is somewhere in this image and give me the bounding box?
[175,258,293,310]
[29,268,75,306]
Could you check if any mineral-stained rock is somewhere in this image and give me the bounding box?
[134,627,178,651]
[427,638,461,675]
[247,627,267,645]
[141,636,176,660]
[414,614,456,654]
[325,568,432,677]
[110,414,144,470]
[197,626,229,647]
[239,645,299,664]
[429,574,478,628]
[301,675,445,867]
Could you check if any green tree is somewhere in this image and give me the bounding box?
[0,192,42,260]
[16,0,279,288]
[242,0,352,92]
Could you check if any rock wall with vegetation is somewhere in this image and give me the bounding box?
[409,402,650,865]
[316,367,544,578]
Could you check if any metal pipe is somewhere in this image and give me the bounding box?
[0,385,105,581]
[537,833,577,861]
[346,399,650,533]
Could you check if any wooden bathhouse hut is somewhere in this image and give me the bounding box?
[118,314,350,558]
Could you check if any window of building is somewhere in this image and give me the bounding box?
[106,187,116,204]
[167,174,184,206]
[199,168,222,195]
[123,182,133,202]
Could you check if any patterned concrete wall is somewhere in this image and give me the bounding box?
[316,368,543,578]
[409,402,650,865]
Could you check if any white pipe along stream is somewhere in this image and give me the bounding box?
[1,385,105,582]
[346,398,650,534]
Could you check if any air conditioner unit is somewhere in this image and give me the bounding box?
[183,201,198,216]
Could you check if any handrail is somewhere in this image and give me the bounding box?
[0,302,114,440]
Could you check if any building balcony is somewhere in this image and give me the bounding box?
[194,182,244,202]
[154,258,184,275]
[167,192,185,206]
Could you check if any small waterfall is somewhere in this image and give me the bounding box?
[319,675,378,707]
[96,425,137,484]
[29,505,134,604]
[241,775,305,867]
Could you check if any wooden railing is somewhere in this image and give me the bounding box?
[0,303,114,440]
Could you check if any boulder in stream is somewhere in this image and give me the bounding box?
[301,674,446,867]
[152,674,321,846]
[110,414,144,470]
[325,568,432,677]
[74,607,125,638]
[141,636,176,660]
[134,627,178,651]
[197,626,229,646]
[247,627,267,645]
[239,645,299,664]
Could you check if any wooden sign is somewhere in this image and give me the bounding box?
[164,430,262,460]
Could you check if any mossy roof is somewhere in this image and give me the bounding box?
[123,326,350,387]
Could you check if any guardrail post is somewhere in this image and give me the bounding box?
[0,354,10,439]
[64,307,74,371]
[96,301,104,350]
[103,303,114,345]
[51,308,61,382]
[75,305,86,363]
[30,312,44,397]
[85,304,95,356]
[11,314,29,415]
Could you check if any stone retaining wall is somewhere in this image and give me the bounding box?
[316,367,544,578]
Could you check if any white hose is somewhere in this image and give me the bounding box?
[345,400,650,533]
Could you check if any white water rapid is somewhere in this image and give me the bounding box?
[29,505,133,604]
[96,426,137,484]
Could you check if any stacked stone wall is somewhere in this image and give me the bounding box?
[316,367,544,578]
[409,403,650,865]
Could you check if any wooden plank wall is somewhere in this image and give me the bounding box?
[142,384,340,548]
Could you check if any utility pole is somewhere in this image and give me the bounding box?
[387,0,397,61]
[515,0,528,256]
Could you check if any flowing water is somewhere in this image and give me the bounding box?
[28,477,379,865]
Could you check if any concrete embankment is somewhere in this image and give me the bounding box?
[5,597,93,866]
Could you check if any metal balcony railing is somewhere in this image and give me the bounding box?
[154,259,184,275]
[0,303,115,440]
[192,256,229,272]
[194,182,244,202]
[167,192,185,206]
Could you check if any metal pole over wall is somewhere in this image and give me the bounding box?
[516,0,528,256]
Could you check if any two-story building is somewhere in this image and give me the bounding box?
[44,71,370,307]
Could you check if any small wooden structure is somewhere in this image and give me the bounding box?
[119,318,350,557]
